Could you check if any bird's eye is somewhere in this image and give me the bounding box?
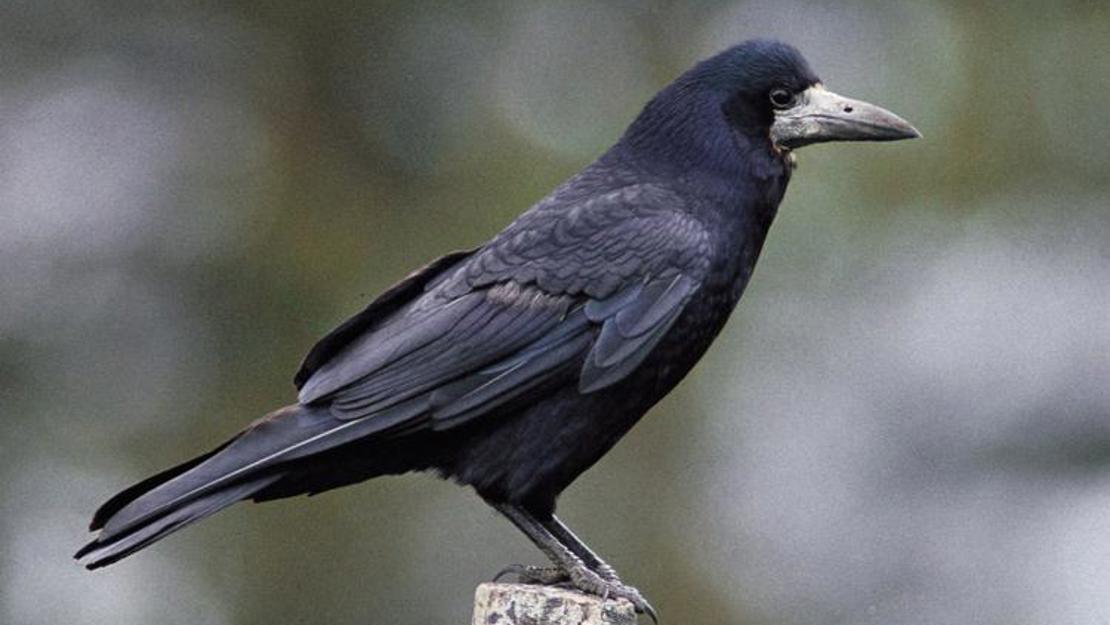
[769,88,794,108]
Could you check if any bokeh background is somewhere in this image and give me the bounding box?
[3,2,1109,624]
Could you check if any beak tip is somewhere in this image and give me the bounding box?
[889,116,921,141]
[885,120,921,142]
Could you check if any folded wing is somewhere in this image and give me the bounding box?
[296,184,712,433]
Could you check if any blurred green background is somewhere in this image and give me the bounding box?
[3,2,1109,624]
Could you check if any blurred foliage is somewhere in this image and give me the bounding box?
[2,2,1109,625]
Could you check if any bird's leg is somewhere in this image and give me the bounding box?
[492,514,620,585]
[490,503,571,585]
[492,503,658,622]
[541,515,622,582]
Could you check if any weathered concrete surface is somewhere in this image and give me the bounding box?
[472,583,637,625]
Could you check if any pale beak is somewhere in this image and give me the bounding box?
[770,84,920,150]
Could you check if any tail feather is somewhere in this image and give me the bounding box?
[76,473,281,569]
[88,440,234,532]
[77,402,407,569]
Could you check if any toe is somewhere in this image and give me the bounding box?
[610,584,659,623]
[596,563,622,582]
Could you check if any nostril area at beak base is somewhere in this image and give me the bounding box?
[843,105,853,113]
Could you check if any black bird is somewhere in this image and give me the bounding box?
[77,40,917,617]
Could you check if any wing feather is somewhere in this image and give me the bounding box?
[292,183,711,437]
[298,292,484,404]
[294,249,475,389]
[324,285,574,421]
[580,274,698,393]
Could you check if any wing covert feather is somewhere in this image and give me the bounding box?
[579,274,699,393]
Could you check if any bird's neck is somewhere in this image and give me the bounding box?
[611,82,781,184]
[610,83,792,308]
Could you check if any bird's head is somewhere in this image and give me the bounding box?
[623,40,918,169]
[704,39,920,152]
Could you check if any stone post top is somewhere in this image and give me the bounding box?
[472,582,638,625]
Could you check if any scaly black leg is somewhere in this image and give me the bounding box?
[541,515,621,582]
[491,502,658,622]
[493,514,621,582]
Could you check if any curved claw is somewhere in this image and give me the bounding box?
[635,595,660,624]
[560,563,658,622]
[493,563,526,583]
[608,583,658,623]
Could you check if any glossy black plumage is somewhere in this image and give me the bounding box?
[77,39,911,586]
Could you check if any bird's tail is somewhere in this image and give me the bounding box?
[75,403,364,569]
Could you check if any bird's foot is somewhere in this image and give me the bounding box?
[493,562,621,585]
[565,564,658,623]
[493,562,656,622]
[493,563,569,585]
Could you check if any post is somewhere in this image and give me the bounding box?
[472,583,637,625]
